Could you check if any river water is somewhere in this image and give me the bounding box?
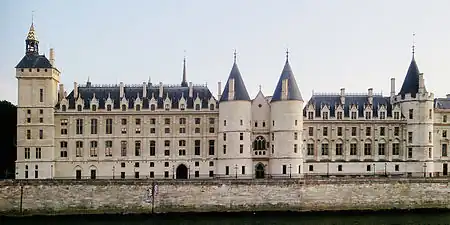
[2,211,450,225]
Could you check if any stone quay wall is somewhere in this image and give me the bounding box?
[1,178,450,216]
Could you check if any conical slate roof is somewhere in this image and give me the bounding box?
[271,58,303,102]
[219,61,251,102]
[399,56,422,96]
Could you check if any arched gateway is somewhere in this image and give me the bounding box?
[176,164,188,179]
[255,163,265,179]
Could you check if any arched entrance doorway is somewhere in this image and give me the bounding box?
[176,164,188,179]
[255,163,265,179]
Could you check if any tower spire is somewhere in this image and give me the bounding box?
[412,33,416,57]
[233,49,237,63]
[181,50,188,87]
[286,48,289,62]
[25,11,39,55]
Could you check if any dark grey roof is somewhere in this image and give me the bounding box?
[271,59,303,102]
[219,62,251,102]
[15,54,52,69]
[303,94,393,118]
[58,83,217,110]
[434,98,450,109]
[399,56,421,97]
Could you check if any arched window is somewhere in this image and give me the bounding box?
[253,136,266,150]
[150,104,156,111]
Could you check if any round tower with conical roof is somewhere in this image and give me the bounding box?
[216,52,253,178]
[394,50,434,177]
[269,52,304,178]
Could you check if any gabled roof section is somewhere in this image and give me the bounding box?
[271,57,303,102]
[398,56,420,97]
[15,54,52,69]
[219,59,251,102]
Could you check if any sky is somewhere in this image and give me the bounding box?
[1,0,450,104]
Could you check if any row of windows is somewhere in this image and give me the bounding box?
[64,102,216,112]
[59,140,216,158]
[223,119,299,127]
[307,126,401,137]
[120,161,215,168]
[23,165,39,179]
[26,129,44,140]
[306,143,402,156]
[25,108,44,123]
[306,110,399,120]
[306,164,401,172]
[74,170,216,180]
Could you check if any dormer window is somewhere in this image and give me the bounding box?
[379,111,386,120]
[336,111,343,120]
[307,111,314,120]
[394,111,400,120]
[195,104,201,111]
[77,105,82,112]
[365,112,372,120]
[62,105,67,112]
[180,104,185,111]
[165,104,170,111]
[107,104,112,111]
[136,104,141,111]
[351,111,357,119]
[209,104,215,110]
[322,112,329,120]
[92,105,97,112]
[121,104,127,111]
[150,104,156,111]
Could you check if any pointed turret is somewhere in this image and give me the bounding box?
[181,56,188,87]
[26,22,39,55]
[271,50,303,102]
[16,22,52,69]
[399,54,422,97]
[219,51,250,102]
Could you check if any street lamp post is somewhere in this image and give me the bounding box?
[373,164,376,176]
[50,165,53,179]
[423,163,427,178]
[234,164,238,179]
[384,162,387,177]
[112,165,115,179]
[172,165,175,179]
[188,165,190,179]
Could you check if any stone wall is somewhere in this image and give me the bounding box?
[1,178,450,216]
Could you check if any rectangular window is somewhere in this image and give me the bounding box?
[225,166,229,175]
[409,109,413,119]
[106,119,113,134]
[294,144,298,153]
[364,143,371,155]
[379,111,386,119]
[308,127,314,136]
[308,111,314,119]
[26,129,31,139]
[394,111,400,120]
[351,111,357,119]
[365,127,371,136]
[294,132,298,140]
[223,145,227,154]
[321,143,329,155]
[429,132,432,143]
[351,127,357,136]
[378,143,385,156]
[323,127,328,136]
[408,132,413,143]
[307,143,314,155]
[240,133,243,140]
[39,129,43,139]
[322,112,329,120]
[39,89,43,102]
[105,140,112,157]
[35,147,41,159]
[337,127,343,136]
[76,119,83,135]
[442,144,448,157]
[89,141,98,157]
[91,119,98,134]
[24,147,30,159]
[380,127,385,136]
[149,141,156,156]
[121,141,127,156]
[394,127,400,136]
[209,140,215,155]
[135,141,141,156]
[408,147,413,158]
[282,165,287,174]
[241,166,245,175]
[392,143,400,155]
[164,118,170,125]
[337,111,343,120]
[350,143,357,155]
[195,140,201,155]
[335,143,342,155]
[76,141,83,157]
[240,144,244,154]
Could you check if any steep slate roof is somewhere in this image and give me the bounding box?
[434,98,450,110]
[59,83,217,110]
[219,61,251,102]
[271,58,303,102]
[399,56,421,97]
[15,54,52,69]
[303,94,393,118]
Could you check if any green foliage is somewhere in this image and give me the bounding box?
[0,100,17,179]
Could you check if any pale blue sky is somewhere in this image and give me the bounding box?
[2,0,450,104]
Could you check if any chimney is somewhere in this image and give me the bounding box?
[281,79,289,100]
[390,78,396,97]
[368,88,373,104]
[73,82,78,98]
[228,79,235,100]
[340,88,345,104]
[49,48,55,66]
[217,81,222,100]
[142,82,147,98]
[419,73,425,94]
[58,84,64,101]
[189,82,193,98]
[119,82,124,98]
[159,82,163,98]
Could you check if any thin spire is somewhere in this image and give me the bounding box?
[259,85,262,92]
[286,48,289,61]
[233,49,237,63]
[181,50,188,87]
[412,33,416,57]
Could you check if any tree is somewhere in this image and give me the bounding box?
[0,100,16,179]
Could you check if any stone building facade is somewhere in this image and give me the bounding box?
[14,23,450,180]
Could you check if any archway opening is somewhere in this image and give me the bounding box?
[255,163,265,179]
[176,164,188,179]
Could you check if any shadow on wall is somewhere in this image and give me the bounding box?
[0,100,16,179]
